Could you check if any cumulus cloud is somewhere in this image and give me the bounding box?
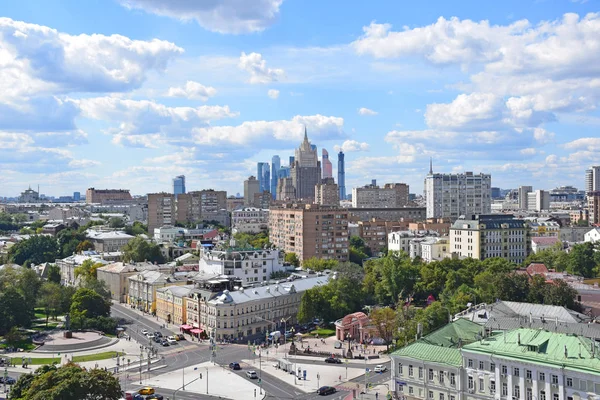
[267,89,280,99]
[0,17,183,96]
[425,93,503,131]
[68,159,101,168]
[0,96,79,131]
[358,107,378,116]
[192,114,345,146]
[117,0,283,34]
[563,137,600,151]
[78,97,238,146]
[238,52,284,84]
[166,81,217,101]
[334,140,370,153]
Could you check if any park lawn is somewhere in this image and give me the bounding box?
[10,351,124,365]
[308,328,336,337]
[583,278,600,285]
[0,338,36,351]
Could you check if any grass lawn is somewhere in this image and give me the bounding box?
[308,328,336,337]
[583,278,600,285]
[30,322,59,332]
[9,351,124,365]
[0,338,37,351]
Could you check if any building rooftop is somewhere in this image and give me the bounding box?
[87,230,134,240]
[451,214,527,230]
[156,284,194,298]
[391,319,482,367]
[531,237,560,246]
[97,262,158,274]
[464,328,600,375]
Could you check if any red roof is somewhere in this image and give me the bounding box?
[531,237,560,246]
[201,230,219,240]
[526,263,549,276]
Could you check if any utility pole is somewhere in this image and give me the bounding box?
[139,346,143,384]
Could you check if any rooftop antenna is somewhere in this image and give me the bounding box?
[429,157,433,175]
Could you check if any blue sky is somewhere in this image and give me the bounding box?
[1,0,599,197]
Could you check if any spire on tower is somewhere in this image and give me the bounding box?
[429,157,433,175]
[303,125,308,142]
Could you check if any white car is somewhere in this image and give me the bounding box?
[374,365,387,373]
[141,329,149,335]
[246,371,258,379]
[167,337,177,344]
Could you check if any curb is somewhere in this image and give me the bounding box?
[32,337,120,354]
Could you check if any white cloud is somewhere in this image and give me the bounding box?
[334,140,370,153]
[33,130,88,147]
[563,137,600,151]
[166,81,217,101]
[357,107,378,116]
[425,93,503,131]
[68,159,101,168]
[117,0,283,34]
[0,96,79,131]
[519,148,538,155]
[238,52,284,84]
[0,17,183,97]
[267,89,280,99]
[78,97,238,146]
[532,128,555,144]
[192,114,345,147]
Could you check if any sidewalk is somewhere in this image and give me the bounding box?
[113,302,183,337]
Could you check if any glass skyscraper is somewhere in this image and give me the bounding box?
[173,175,186,197]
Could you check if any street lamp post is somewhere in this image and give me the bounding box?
[259,349,263,395]
[139,346,143,384]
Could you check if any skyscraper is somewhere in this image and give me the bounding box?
[271,155,280,199]
[518,186,533,209]
[322,149,332,179]
[257,162,265,192]
[244,176,260,206]
[290,128,321,201]
[289,156,295,166]
[585,166,600,194]
[173,175,186,197]
[337,151,346,200]
[263,166,270,195]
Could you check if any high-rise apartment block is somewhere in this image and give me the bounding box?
[527,189,550,212]
[148,193,176,235]
[588,191,600,225]
[322,149,333,179]
[290,129,321,201]
[351,183,409,208]
[269,203,349,263]
[244,176,260,206]
[425,170,491,220]
[585,166,600,194]
[518,185,533,209]
[338,151,346,200]
[271,155,280,199]
[315,177,339,206]
[449,214,530,264]
[173,175,186,197]
[276,177,296,201]
[86,188,132,204]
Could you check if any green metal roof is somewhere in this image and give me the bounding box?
[392,319,483,367]
[463,328,600,376]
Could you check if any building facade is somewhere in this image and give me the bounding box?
[244,176,260,206]
[127,270,189,313]
[322,149,333,179]
[232,207,269,234]
[425,171,492,220]
[518,185,533,209]
[269,203,349,263]
[315,178,339,206]
[156,285,193,325]
[588,191,600,225]
[338,151,346,200]
[528,190,551,212]
[352,183,409,208]
[450,214,530,264]
[271,155,280,199]
[173,175,186,197]
[148,193,176,235]
[86,188,132,204]
[96,261,159,302]
[585,166,600,194]
[291,130,321,201]
[276,177,296,201]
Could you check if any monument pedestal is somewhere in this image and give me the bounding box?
[63,331,73,339]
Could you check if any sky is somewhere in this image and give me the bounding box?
[1,0,599,197]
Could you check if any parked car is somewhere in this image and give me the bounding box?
[317,386,336,395]
[146,333,155,340]
[324,357,342,364]
[246,370,258,379]
[153,336,161,343]
[138,387,155,395]
[146,395,164,400]
[154,332,163,338]
[0,376,16,384]
[140,329,149,335]
[175,334,185,341]
[229,362,241,370]
[160,340,169,347]
[166,337,177,344]
[374,365,387,373]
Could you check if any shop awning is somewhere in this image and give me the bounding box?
[180,324,192,330]
[190,328,203,334]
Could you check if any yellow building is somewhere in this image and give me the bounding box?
[127,270,190,313]
[156,285,193,325]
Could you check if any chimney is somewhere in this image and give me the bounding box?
[518,333,521,345]
[564,345,568,358]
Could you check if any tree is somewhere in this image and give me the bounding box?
[567,242,597,278]
[108,217,125,228]
[125,221,147,236]
[75,240,94,253]
[9,363,122,400]
[576,219,589,227]
[0,287,31,335]
[56,228,86,258]
[370,307,398,351]
[544,279,582,311]
[302,257,338,271]
[284,252,300,267]
[47,264,61,284]
[490,272,530,302]
[70,288,111,320]
[74,259,103,283]
[122,237,164,263]
[364,252,420,305]
[38,282,63,326]
[8,235,59,266]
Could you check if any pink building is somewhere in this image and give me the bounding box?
[322,149,333,179]
[335,312,370,343]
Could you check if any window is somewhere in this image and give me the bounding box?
[539,372,545,382]
[419,367,423,379]
[513,367,520,377]
[439,371,444,384]
[479,361,484,370]
[428,391,433,399]
[513,385,520,398]
[450,397,455,400]
[468,376,474,390]
[502,383,508,397]
[551,375,558,385]
[490,362,496,372]
[553,394,559,400]
[526,369,532,379]
[526,388,533,400]
[398,363,403,376]
[490,380,496,393]
[450,373,456,386]
[439,394,444,400]
[540,391,546,400]
[479,378,484,392]
[468,359,473,368]
[502,365,508,375]
[429,369,434,381]
[409,365,413,376]
[408,386,414,394]
[566,377,572,387]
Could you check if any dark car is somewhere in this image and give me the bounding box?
[160,340,169,347]
[317,386,336,395]
[229,362,241,370]
[0,376,16,385]
[146,395,164,400]
[154,332,163,338]
[324,357,342,364]
[153,336,162,343]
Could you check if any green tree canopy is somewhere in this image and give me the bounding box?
[370,307,398,351]
[108,217,125,228]
[302,257,338,271]
[125,221,148,236]
[0,287,31,335]
[284,252,300,267]
[8,235,59,266]
[9,363,122,400]
[122,236,164,263]
[70,288,111,320]
[47,264,61,284]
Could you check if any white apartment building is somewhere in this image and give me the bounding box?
[86,230,134,253]
[425,171,492,220]
[352,183,409,208]
[528,190,551,212]
[388,231,415,254]
[232,207,269,234]
[450,214,530,264]
[584,228,600,243]
[198,246,287,286]
[153,226,206,242]
[420,237,449,263]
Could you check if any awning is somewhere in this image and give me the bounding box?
[180,324,192,330]
[190,328,203,334]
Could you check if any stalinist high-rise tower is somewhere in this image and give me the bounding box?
[290,128,321,201]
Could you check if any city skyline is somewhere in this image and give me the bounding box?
[1,1,599,197]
